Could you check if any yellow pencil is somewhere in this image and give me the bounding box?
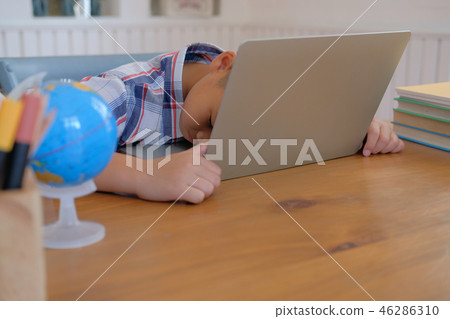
[0,98,24,184]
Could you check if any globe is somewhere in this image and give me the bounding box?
[31,81,117,187]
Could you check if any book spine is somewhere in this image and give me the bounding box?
[393,122,450,138]
[396,135,450,152]
[393,109,450,136]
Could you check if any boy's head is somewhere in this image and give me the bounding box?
[179,51,236,143]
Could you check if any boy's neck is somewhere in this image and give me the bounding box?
[182,63,210,99]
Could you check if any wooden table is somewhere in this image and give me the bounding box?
[44,141,450,301]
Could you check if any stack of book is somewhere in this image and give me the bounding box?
[393,82,450,152]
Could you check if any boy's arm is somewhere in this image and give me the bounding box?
[95,144,221,204]
[362,118,405,156]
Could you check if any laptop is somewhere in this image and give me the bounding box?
[206,31,411,180]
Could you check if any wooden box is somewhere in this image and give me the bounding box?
[0,170,46,300]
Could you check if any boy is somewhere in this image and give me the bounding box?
[82,42,404,204]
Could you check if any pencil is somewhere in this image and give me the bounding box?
[4,91,42,189]
[0,98,24,187]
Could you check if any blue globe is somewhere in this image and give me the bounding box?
[31,81,117,187]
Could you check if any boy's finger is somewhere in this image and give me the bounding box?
[199,142,209,155]
[199,156,222,176]
[182,187,206,204]
[392,139,405,153]
[381,134,399,153]
[195,164,221,188]
[191,142,209,157]
[190,143,206,166]
[191,177,216,198]
[363,123,380,156]
[372,123,391,154]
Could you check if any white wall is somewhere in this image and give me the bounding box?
[0,0,449,119]
[234,0,450,34]
[0,0,33,19]
[1,0,449,33]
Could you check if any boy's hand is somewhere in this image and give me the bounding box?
[136,144,221,204]
[362,118,405,157]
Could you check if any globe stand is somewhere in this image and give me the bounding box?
[38,179,105,249]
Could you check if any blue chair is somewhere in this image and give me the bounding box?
[0,53,160,95]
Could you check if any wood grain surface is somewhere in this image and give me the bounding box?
[44,142,450,300]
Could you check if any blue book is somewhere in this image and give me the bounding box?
[392,122,450,152]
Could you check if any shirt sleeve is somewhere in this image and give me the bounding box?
[81,74,126,143]
[82,73,154,146]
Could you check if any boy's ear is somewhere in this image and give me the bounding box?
[210,51,236,72]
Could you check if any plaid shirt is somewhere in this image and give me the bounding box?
[81,43,224,146]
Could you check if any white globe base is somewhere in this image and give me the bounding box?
[44,220,105,249]
[38,179,105,249]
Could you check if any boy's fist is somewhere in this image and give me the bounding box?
[362,118,405,157]
[136,143,221,204]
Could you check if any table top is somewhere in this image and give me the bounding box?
[44,141,450,301]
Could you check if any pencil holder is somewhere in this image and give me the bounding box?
[0,169,46,300]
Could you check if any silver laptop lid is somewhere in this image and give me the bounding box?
[207,31,411,180]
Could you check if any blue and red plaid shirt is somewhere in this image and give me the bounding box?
[81,43,224,146]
